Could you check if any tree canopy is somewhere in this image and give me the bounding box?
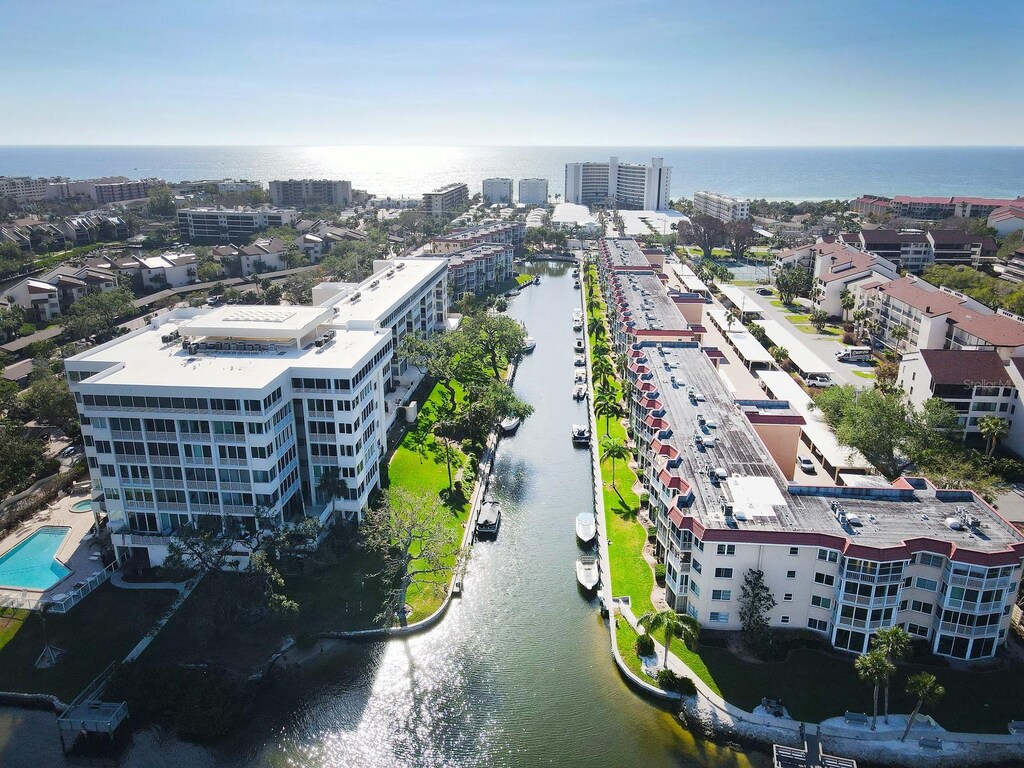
[677,214,726,259]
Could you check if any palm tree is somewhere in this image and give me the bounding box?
[840,289,855,321]
[770,345,789,369]
[592,340,610,360]
[638,608,700,670]
[871,626,911,723]
[855,649,896,731]
[592,355,614,387]
[978,415,1009,457]
[900,672,946,742]
[600,435,630,487]
[591,320,606,342]
[594,392,624,436]
[890,324,909,354]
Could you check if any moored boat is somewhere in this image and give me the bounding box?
[476,499,501,538]
[572,384,587,401]
[522,336,537,353]
[575,512,597,544]
[500,416,521,434]
[576,554,600,590]
[571,424,590,446]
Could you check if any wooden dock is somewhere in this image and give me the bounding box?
[56,662,128,754]
[773,730,857,768]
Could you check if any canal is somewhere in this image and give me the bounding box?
[0,264,765,768]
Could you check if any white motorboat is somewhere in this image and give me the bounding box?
[500,416,521,434]
[571,424,591,446]
[574,369,587,383]
[575,512,597,544]
[573,280,581,289]
[572,319,584,331]
[572,384,587,401]
[507,289,521,297]
[574,338,585,352]
[522,336,537,353]
[476,499,501,538]
[533,276,541,285]
[576,554,600,590]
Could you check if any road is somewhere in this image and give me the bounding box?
[726,284,875,390]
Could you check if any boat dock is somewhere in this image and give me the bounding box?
[56,662,129,754]
[773,728,857,768]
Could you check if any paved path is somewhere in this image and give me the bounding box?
[120,575,202,663]
[110,572,187,594]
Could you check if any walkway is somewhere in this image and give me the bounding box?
[120,575,202,663]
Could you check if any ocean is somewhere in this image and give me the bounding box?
[1,145,1022,202]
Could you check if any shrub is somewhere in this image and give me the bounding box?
[841,332,856,345]
[635,632,655,657]
[656,668,697,695]
[646,525,657,541]
[639,492,650,508]
[654,563,666,585]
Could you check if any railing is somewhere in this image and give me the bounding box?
[111,430,143,440]
[941,598,1005,613]
[124,500,156,511]
[837,593,901,608]
[219,481,252,492]
[936,621,1001,638]
[49,551,130,614]
[184,456,214,466]
[146,431,177,441]
[213,433,246,444]
[179,432,212,442]
[147,455,182,465]
[217,457,247,467]
[945,573,1013,590]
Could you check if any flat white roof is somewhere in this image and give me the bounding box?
[179,305,333,340]
[615,209,687,237]
[757,369,873,471]
[69,309,387,390]
[718,284,761,313]
[670,263,710,294]
[755,318,836,377]
[707,309,774,365]
[321,257,447,329]
[552,203,597,227]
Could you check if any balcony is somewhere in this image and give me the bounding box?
[111,430,143,440]
[184,456,214,466]
[214,433,247,444]
[146,431,178,441]
[218,457,247,467]
[836,593,901,609]
[944,573,1013,591]
[936,621,1001,638]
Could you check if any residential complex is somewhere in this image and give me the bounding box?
[851,195,1024,220]
[429,220,524,254]
[595,237,1024,660]
[109,252,198,289]
[518,178,549,206]
[66,257,448,569]
[47,177,150,205]
[481,178,513,205]
[837,229,997,272]
[693,191,751,222]
[5,265,117,322]
[988,206,1024,238]
[564,157,671,210]
[176,206,299,243]
[0,176,49,202]
[269,179,352,208]
[445,243,514,302]
[213,237,290,276]
[422,183,469,217]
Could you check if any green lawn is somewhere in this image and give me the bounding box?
[853,370,877,380]
[0,585,175,700]
[700,646,1024,732]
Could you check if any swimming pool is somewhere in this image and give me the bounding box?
[70,500,92,512]
[0,527,71,591]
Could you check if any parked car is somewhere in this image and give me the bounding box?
[806,374,835,388]
[797,456,816,473]
[755,287,773,296]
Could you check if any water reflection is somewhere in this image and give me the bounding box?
[0,264,766,768]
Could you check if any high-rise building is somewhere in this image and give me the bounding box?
[0,176,49,202]
[268,179,352,207]
[481,178,513,205]
[564,157,671,210]
[518,178,549,206]
[67,257,448,568]
[422,183,469,216]
[693,191,751,222]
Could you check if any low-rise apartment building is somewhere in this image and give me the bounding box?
[212,237,290,276]
[5,266,117,322]
[444,243,514,303]
[596,244,1024,660]
[422,183,469,217]
[859,276,1024,359]
[269,179,352,208]
[988,207,1024,238]
[693,191,751,222]
[47,177,150,205]
[838,230,997,272]
[482,178,513,205]
[430,220,525,254]
[176,207,299,243]
[811,243,900,317]
[518,178,548,206]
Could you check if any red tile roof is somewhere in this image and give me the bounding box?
[919,349,1012,387]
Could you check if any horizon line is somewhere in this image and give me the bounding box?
[2,143,1024,150]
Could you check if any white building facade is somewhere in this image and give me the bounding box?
[518,178,549,206]
[693,191,751,222]
[482,178,513,205]
[564,157,671,210]
[269,179,352,207]
[422,183,469,216]
[177,207,299,243]
[0,176,49,202]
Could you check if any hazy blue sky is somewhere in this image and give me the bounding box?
[2,0,1022,146]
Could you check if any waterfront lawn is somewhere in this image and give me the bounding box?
[615,620,646,679]
[0,584,174,700]
[700,646,1024,732]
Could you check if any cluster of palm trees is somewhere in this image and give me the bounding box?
[638,608,701,671]
[854,626,946,740]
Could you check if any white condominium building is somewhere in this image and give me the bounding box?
[269,179,352,207]
[430,220,525,254]
[67,257,449,569]
[518,178,548,206]
[482,178,513,205]
[422,183,469,216]
[176,206,299,243]
[693,190,751,222]
[0,176,48,202]
[564,157,671,210]
[596,238,1024,661]
[444,243,514,303]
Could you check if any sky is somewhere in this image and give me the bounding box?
[2,0,1022,146]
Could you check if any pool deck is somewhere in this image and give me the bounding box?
[0,491,103,608]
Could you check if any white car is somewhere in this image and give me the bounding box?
[797,456,816,473]
[806,374,834,388]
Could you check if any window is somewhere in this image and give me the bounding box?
[907,623,930,638]
[689,580,700,597]
[811,595,831,610]
[716,544,735,556]
[691,560,702,575]
[814,572,835,586]
[714,568,733,579]
[783,593,793,602]
[915,577,938,591]
[787,570,797,579]
[918,552,944,568]
[708,612,729,624]
[910,600,933,615]
[780,616,791,624]
[711,589,731,601]
[808,617,829,632]
[817,548,839,563]
[789,547,799,556]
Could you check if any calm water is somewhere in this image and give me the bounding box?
[0,526,70,591]
[0,266,764,768]
[1,145,1023,201]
